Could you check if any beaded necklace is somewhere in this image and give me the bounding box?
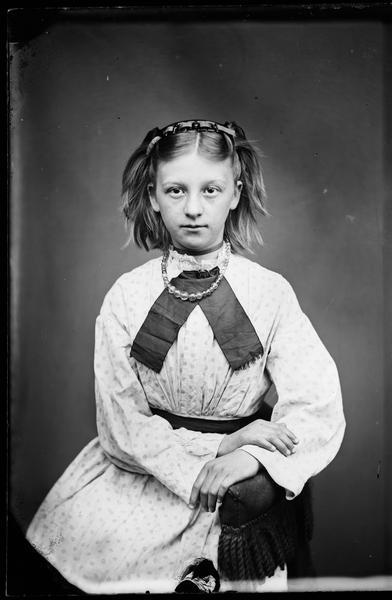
[161,240,231,302]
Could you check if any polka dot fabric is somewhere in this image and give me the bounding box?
[26,249,345,593]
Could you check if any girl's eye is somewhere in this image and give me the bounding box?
[167,187,184,197]
[204,187,220,197]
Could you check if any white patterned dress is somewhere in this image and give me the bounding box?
[26,248,345,594]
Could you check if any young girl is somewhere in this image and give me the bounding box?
[26,119,346,594]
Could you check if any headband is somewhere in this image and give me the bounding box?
[145,119,243,155]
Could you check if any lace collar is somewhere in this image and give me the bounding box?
[167,244,228,272]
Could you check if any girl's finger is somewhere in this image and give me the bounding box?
[199,471,217,512]
[216,478,231,507]
[189,484,200,508]
[207,489,218,513]
[273,430,298,454]
[199,490,208,512]
[259,441,277,452]
[208,483,226,513]
[283,427,299,444]
[269,436,293,457]
[189,467,208,507]
[278,423,299,444]
[279,433,297,453]
[207,473,226,512]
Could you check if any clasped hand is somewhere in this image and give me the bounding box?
[189,449,260,513]
[221,418,299,458]
[189,419,299,513]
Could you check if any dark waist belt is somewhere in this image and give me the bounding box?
[149,406,262,434]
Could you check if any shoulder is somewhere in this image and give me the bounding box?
[114,256,162,289]
[229,253,293,296]
[100,256,162,310]
[227,254,302,338]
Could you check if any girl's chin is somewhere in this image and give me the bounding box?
[172,232,223,252]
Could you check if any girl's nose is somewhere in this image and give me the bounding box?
[184,192,203,218]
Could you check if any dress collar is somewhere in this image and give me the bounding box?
[167,244,229,272]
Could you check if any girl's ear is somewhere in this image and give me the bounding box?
[230,180,243,210]
[148,183,160,213]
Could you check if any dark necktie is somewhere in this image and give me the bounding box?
[130,267,263,373]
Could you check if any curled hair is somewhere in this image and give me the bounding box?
[121,121,269,252]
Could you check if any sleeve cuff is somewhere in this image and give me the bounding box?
[239,444,306,499]
[168,432,224,504]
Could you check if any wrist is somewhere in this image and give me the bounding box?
[216,433,234,456]
[216,430,242,457]
[216,435,229,457]
[234,427,244,448]
[236,448,261,469]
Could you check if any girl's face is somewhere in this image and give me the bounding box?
[148,152,242,252]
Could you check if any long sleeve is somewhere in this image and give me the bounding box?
[240,276,346,499]
[94,280,223,505]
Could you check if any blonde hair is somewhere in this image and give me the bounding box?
[121,122,268,252]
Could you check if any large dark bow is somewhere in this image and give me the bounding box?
[131,267,263,372]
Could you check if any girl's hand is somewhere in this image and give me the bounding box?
[217,419,299,458]
[189,449,260,513]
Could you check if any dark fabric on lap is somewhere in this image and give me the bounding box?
[131,267,263,373]
[150,406,263,434]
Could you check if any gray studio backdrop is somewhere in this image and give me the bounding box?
[10,16,388,579]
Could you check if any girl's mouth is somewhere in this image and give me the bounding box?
[181,225,207,229]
